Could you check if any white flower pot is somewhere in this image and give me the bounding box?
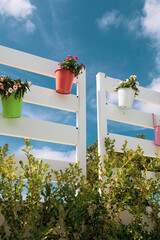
[118,88,135,109]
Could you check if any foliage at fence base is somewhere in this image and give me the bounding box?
[0,138,160,240]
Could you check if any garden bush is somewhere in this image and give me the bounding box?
[0,138,160,239]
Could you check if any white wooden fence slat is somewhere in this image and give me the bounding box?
[14,156,74,181]
[105,103,155,129]
[24,85,78,112]
[0,115,78,145]
[0,45,58,78]
[0,45,78,83]
[108,133,160,157]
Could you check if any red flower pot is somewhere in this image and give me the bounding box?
[55,69,75,94]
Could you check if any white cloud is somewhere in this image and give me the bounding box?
[141,0,160,40]
[0,0,36,19]
[96,10,141,34]
[96,1,160,75]
[22,107,50,121]
[96,1,160,40]
[15,145,76,162]
[25,19,36,32]
[147,77,160,91]
[96,10,123,30]
[106,92,118,105]
[141,0,160,71]
[0,0,36,33]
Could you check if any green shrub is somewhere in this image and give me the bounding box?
[0,138,159,239]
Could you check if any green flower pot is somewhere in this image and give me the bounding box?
[1,93,23,118]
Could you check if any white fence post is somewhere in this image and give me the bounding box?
[96,72,107,162]
[76,70,86,176]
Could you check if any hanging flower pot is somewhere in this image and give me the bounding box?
[118,88,135,109]
[152,113,160,146]
[55,69,75,94]
[1,92,23,118]
[0,75,31,118]
[115,75,139,110]
[55,56,85,94]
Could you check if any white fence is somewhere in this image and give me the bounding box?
[96,72,160,161]
[0,45,86,178]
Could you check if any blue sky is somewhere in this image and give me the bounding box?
[0,0,160,160]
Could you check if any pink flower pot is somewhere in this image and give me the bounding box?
[152,113,160,146]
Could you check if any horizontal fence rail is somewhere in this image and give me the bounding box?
[14,156,73,181]
[105,103,156,129]
[24,85,79,112]
[96,72,160,161]
[0,45,86,175]
[108,133,158,158]
[0,114,78,145]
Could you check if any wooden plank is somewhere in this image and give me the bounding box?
[105,103,156,129]
[0,45,78,83]
[0,45,58,78]
[108,133,160,157]
[24,85,78,112]
[0,115,78,146]
[102,74,160,106]
[14,155,74,181]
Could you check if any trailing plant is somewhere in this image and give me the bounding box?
[0,138,160,239]
[58,56,85,77]
[0,75,31,100]
[115,75,139,96]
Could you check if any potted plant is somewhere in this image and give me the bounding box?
[0,76,31,118]
[55,56,85,94]
[115,75,139,109]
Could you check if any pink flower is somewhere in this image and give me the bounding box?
[8,87,13,93]
[58,62,62,66]
[66,56,72,60]
[74,56,79,60]
[81,63,85,70]
[13,85,18,91]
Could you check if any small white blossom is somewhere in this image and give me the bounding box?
[8,88,13,93]
[126,79,129,82]
[13,85,18,91]
[119,81,123,84]
[136,82,139,85]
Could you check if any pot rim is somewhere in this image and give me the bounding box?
[55,69,74,75]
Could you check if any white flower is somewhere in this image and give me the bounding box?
[126,79,129,82]
[119,81,123,85]
[136,82,139,85]
[8,88,13,93]
[13,85,18,91]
